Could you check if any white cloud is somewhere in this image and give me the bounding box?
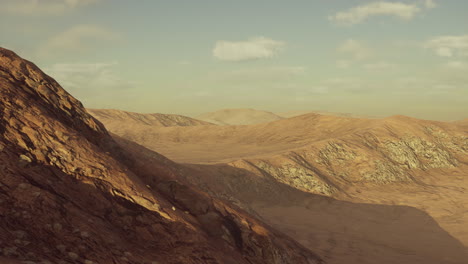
[213,37,285,62]
[363,61,395,70]
[435,47,453,57]
[38,25,119,57]
[44,62,134,92]
[329,1,421,25]
[425,35,468,58]
[337,39,372,60]
[0,0,98,16]
[424,0,437,9]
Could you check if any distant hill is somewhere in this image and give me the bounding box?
[196,108,283,125]
[455,118,468,129]
[276,110,378,119]
[88,108,214,127]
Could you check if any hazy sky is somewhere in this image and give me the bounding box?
[1,0,467,120]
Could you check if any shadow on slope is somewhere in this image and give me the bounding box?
[180,163,468,264]
[113,137,468,264]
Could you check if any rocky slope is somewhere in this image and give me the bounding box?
[95,113,467,192]
[88,109,214,128]
[0,47,322,264]
[196,108,283,125]
[94,113,376,163]
[229,115,468,195]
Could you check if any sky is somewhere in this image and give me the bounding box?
[1,0,467,120]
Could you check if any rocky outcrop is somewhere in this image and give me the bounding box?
[0,47,321,264]
[230,119,467,194]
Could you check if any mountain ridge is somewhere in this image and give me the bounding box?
[91,105,468,263]
[196,108,283,125]
[88,108,214,127]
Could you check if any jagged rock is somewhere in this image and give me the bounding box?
[2,246,18,256]
[13,231,26,239]
[52,223,62,232]
[80,231,90,238]
[67,252,78,260]
[56,245,66,253]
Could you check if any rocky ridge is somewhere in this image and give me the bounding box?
[196,108,283,125]
[0,47,321,264]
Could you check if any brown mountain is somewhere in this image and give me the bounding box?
[196,108,283,125]
[0,48,322,263]
[276,110,378,119]
[88,108,214,128]
[94,108,468,263]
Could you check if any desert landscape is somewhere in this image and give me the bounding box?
[89,107,468,264]
[1,0,467,264]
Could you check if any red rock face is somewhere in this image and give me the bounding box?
[0,47,322,264]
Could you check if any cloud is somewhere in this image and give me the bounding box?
[44,62,135,93]
[0,0,98,16]
[425,35,468,57]
[329,1,421,25]
[424,0,437,9]
[38,25,119,57]
[435,47,453,57]
[337,39,372,60]
[213,37,285,62]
